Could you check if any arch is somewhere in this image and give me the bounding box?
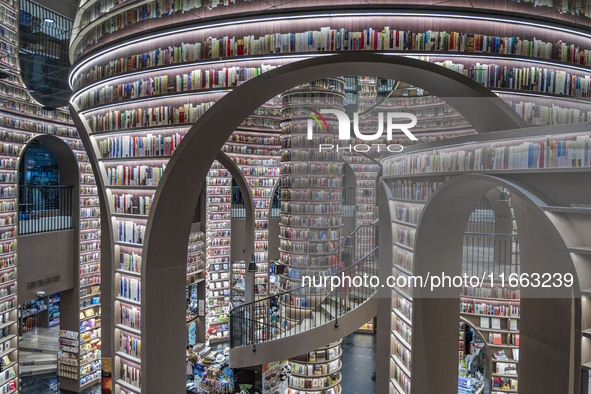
[459,316,492,394]
[16,134,82,334]
[410,174,577,394]
[18,135,79,190]
[267,178,281,220]
[136,53,527,392]
[216,151,254,265]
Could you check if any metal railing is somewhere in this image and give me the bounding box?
[18,185,73,235]
[230,224,378,349]
[463,232,519,279]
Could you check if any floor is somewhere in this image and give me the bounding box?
[20,374,101,394]
[19,325,101,393]
[20,326,60,352]
[339,331,376,394]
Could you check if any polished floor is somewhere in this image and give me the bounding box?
[19,325,101,393]
[22,331,376,393]
[339,331,377,394]
[20,373,101,393]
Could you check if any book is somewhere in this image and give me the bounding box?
[508,319,518,331]
[480,316,490,328]
[491,318,501,330]
[492,333,503,345]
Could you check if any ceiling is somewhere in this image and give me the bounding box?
[31,0,78,20]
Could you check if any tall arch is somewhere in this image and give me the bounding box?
[216,151,254,265]
[126,53,526,392]
[409,174,577,394]
[16,135,83,344]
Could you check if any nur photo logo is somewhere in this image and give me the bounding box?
[306,109,418,153]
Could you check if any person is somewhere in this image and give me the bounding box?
[465,325,474,354]
[337,251,353,311]
[186,345,194,384]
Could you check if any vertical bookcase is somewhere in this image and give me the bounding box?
[279,78,346,394]
[287,340,342,394]
[386,180,436,394]
[186,228,205,330]
[460,287,520,393]
[206,161,231,343]
[228,97,282,299]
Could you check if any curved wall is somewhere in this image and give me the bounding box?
[68,1,591,393]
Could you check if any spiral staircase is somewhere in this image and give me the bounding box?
[228,225,379,368]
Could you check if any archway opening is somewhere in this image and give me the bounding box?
[18,139,73,235]
[459,191,520,394]
[409,174,576,394]
[116,53,527,392]
[16,135,80,384]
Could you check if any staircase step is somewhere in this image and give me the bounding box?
[18,346,59,355]
[19,351,57,366]
[320,303,338,319]
[19,364,57,376]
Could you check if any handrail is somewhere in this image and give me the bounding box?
[230,246,379,348]
[464,232,516,237]
[230,223,378,349]
[18,185,74,235]
[231,223,376,312]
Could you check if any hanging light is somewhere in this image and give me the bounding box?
[43,17,55,23]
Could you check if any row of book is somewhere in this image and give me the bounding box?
[280,228,340,240]
[280,202,342,214]
[504,99,591,125]
[117,220,146,244]
[280,190,342,201]
[119,304,141,330]
[75,0,252,56]
[120,276,141,302]
[281,150,342,162]
[106,164,165,186]
[0,114,78,137]
[395,317,412,346]
[394,341,412,372]
[120,361,141,388]
[88,102,214,132]
[462,286,521,300]
[98,133,183,158]
[288,373,340,390]
[395,226,416,249]
[77,64,276,110]
[460,302,520,317]
[387,180,442,202]
[437,60,591,98]
[113,193,153,215]
[384,135,591,175]
[75,25,591,90]
[79,0,241,27]
[393,203,422,226]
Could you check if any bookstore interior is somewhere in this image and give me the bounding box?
[0,0,591,393]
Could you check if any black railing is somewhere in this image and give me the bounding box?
[230,224,378,349]
[463,232,519,279]
[18,185,73,235]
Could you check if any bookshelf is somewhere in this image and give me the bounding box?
[460,286,520,393]
[70,0,591,65]
[230,260,245,307]
[227,96,282,299]
[48,294,60,327]
[288,340,342,394]
[66,1,591,391]
[382,132,591,177]
[206,161,231,343]
[280,78,345,394]
[186,230,205,286]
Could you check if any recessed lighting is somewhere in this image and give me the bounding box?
[28,89,34,92]
[43,18,54,23]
